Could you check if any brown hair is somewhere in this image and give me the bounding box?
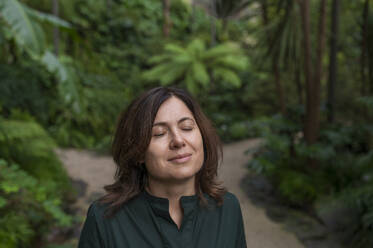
[100,87,226,215]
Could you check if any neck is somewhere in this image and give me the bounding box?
[146,176,196,201]
[146,177,196,229]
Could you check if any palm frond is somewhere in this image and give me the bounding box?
[0,0,44,54]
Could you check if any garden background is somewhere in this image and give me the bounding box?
[0,0,373,247]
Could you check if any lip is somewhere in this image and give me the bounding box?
[168,153,192,163]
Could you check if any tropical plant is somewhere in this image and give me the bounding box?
[0,116,76,247]
[0,0,81,112]
[143,38,248,94]
[259,0,303,114]
[0,0,70,56]
[0,160,74,248]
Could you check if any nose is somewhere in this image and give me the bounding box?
[169,131,185,150]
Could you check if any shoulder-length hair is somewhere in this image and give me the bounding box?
[100,87,226,216]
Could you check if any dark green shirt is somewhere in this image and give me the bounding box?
[78,191,247,248]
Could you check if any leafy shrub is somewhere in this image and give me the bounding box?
[0,160,73,248]
[0,117,76,246]
[0,118,72,189]
[248,108,373,246]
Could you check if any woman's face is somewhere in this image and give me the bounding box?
[144,96,204,183]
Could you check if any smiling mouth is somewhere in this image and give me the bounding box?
[168,154,192,163]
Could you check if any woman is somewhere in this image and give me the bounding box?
[78,87,247,248]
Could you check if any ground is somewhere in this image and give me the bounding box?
[56,138,305,248]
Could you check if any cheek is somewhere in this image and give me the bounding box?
[145,149,160,164]
[194,133,204,164]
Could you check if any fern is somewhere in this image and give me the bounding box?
[0,118,73,193]
[336,183,373,247]
[0,160,73,247]
[143,38,248,95]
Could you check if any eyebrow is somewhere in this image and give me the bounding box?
[153,117,195,127]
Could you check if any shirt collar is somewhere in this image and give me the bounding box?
[142,190,199,220]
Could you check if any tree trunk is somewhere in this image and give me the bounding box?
[261,0,269,25]
[162,0,171,38]
[295,65,303,105]
[370,55,373,94]
[312,0,327,138]
[52,0,59,56]
[299,0,327,169]
[299,0,314,144]
[361,0,369,95]
[327,0,339,123]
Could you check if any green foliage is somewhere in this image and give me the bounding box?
[277,170,317,205]
[143,38,248,95]
[0,64,54,122]
[248,112,373,204]
[0,116,76,246]
[0,160,73,248]
[0,0,82,122]
[0,0,71,56]
[333,182,373,247]
[249,109,373,246]
[0,117,73,193]
[0,0,46,54]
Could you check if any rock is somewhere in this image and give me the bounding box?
[70,179,88,198]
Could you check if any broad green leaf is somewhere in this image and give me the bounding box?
[187,39,206,55]
[202,42,241,60]
[40,51,81,112]
[24,5,72,29]
[185,70,198,95]
[173,54,192,64]
[30,19,46,55]
[191,62,209,87]
[164,44,187,55]
[0,0,44,54]
[142,63,174,81]
[213,68,241,87]
[213,56,248,71]
[148,54,172,64]
[41,51,68,82]
[159,64,186,85]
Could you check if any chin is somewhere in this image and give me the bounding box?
[168,165,202,181]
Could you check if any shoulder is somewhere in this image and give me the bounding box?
[220,192,244,218]
[85,201,110,222]
[222,191,241,209]
[86,194,144,221]
[204,191,242,213]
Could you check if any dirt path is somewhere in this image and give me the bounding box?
[219,139,304,248]
[57,139,304,248]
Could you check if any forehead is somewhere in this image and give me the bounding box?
[154,97,194,122]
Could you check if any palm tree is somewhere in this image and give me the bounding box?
[143,38,247,95]
[194,0,254,45]
[261,0,303,115]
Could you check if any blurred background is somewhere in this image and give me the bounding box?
[0,0,372,247]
